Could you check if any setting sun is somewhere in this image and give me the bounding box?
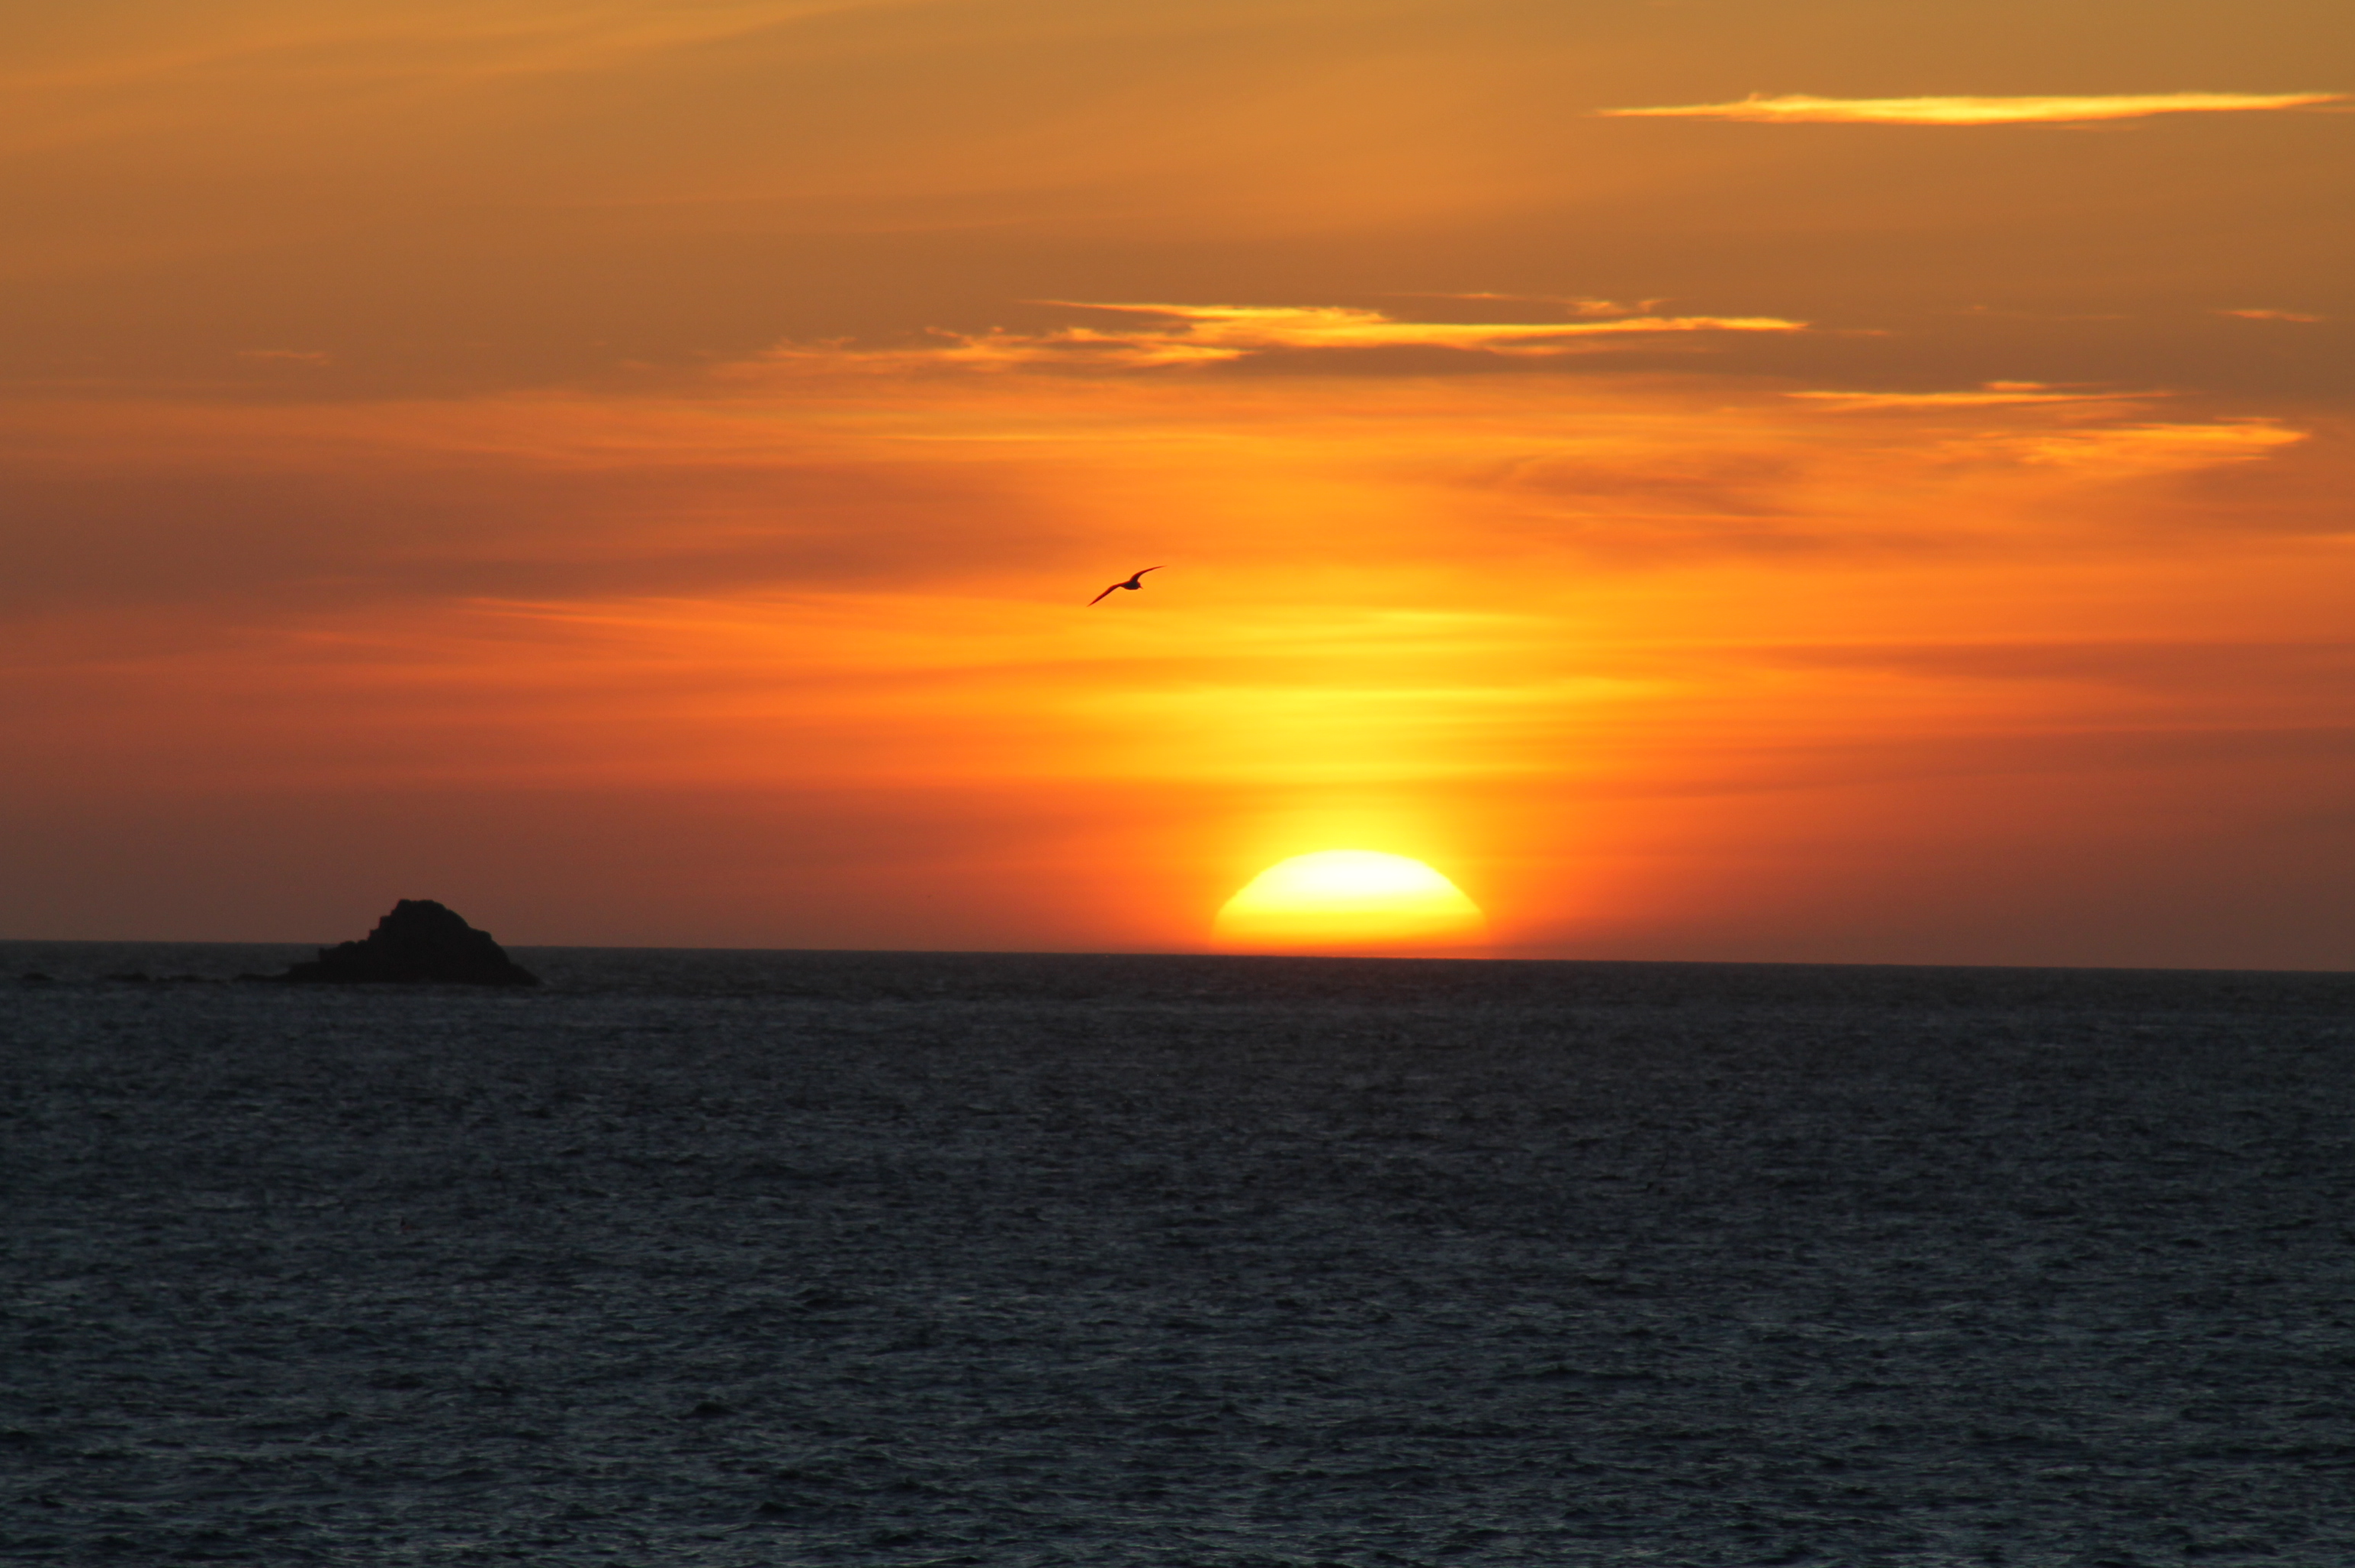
[1213,851,1488,953]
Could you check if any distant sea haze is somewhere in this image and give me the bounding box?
[7,945,2352,1565]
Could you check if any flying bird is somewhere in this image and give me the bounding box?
[1088,567,1163,606]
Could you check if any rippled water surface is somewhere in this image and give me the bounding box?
[5,945,2353,1566]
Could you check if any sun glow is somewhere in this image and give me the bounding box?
[1213,850,1488,953]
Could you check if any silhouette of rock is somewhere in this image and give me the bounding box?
[270,900,540,986]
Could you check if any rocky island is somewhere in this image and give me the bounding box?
[259,899,540,986]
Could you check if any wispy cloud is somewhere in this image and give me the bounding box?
[2218,308,2327,323]
[760,301,1814,372]
[1393,293,1669,316]
[1598,92,2346,125]
[1977,419,2306,476]
[1,1,892,94]
[1049,302,1812,352]
[1790,382,2151,410]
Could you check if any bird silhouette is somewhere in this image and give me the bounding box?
[1088,567,1163,606]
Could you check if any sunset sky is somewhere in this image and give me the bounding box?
[5,0,2350,964]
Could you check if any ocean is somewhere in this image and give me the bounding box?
[5,944,2352,1566]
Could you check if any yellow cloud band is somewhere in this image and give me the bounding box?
[1600,92,2345,125]
[972,302,1812,364]
[757,302,1817,372]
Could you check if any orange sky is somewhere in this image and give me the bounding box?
[5,0,2351,963]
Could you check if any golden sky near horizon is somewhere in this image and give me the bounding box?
[4,0,2351,962]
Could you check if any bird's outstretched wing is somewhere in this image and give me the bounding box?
[1088,567,1165,606]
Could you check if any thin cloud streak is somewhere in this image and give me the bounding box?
[760,302,1815,372]
[0,0,899,93]
[1790,383,2156,410]
[1598,92,2347,125]
[1975,420,2306,476]
[2218,308,2328,323]
[1047,302,1813,345]
[1392,293,1670,316]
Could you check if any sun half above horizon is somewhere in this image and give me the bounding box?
[1213,851,1489,953]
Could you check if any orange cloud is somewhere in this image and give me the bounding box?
[1599,92,2347,125]
[1399,294,1670,316]
[1974,419,2307,476]
[2218,308,2327,323]
[1789,382,2150,410]
[0,0,888,95]
[757,302,1814,372]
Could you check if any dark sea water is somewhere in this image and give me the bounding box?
[5,945,2353,1566]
